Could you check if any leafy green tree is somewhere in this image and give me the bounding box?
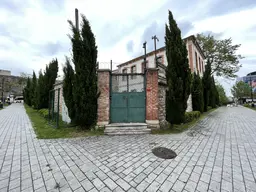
[215,83,220,106]
[231,81,251,99]
[202,59,212,111]
[165,10,192,124]
[191,73,204,113]
[216,83,227,105]
[196,33,243,78]
[63,57,76,123]
[31,71,37,107]
[67,14,99,128]
[18,72,30,89]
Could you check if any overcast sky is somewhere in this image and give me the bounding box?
[0,0,256,96]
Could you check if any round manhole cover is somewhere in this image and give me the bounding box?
[152,147,177,159]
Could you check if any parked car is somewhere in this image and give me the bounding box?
[14,96,24,103]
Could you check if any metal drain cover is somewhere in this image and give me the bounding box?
[152,147,177,159]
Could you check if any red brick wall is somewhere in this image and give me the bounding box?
[97,70,110,124]
[146,69,159,120]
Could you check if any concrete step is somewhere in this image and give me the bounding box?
[104,123,151,135]
[105,123,147,127]
[105,126,148,130]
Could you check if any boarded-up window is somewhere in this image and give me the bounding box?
[122,68,127,81]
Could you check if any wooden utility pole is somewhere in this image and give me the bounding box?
[143,41,147,72]
[75,8,79,30]
[152,35,159,68]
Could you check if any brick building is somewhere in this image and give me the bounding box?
[54,35,205,134]
[97,35,205,132]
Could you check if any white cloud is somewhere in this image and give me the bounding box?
[0,0,255,99]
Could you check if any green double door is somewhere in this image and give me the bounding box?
[111,92,145,123]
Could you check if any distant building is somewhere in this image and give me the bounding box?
[0,69,23,100]
[0,69,11,76]
[237,71,256,93]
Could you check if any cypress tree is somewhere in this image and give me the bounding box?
[68,14,98,128]
[34,70,45,109]
[24,77,32,106]
[209,76,217,108]
[42,59,58,108]
[31,71,37,108]
[165,10,192,124]
[63,57,76,123]
[191,73,204,113]
[202,59,212,111]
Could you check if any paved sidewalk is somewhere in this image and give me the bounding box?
[0,104,256,192]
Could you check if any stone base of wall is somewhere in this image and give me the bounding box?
[97,121,109,127]
[146,120,160,130]
[159,120,169,130]
[158,84,167,123]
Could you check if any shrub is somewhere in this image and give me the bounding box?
[185,111,201,123]
[244,103,250,108]
[207,106,212,111]
[38,108,49,118]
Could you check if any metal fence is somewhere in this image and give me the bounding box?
[48,88,60,128]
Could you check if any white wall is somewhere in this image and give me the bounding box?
[61,97,71,123]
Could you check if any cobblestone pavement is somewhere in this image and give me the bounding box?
[1,104,256,192]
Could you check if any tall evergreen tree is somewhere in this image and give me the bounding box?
[202,59,212,111]
[165,10,192,124]
[24,77,32,106]
[191,73,204,113]
[34,70,45,109]
[209,76,216,108]
[42,59,58,108]
[67,14,98,128]
[31,71,37,107]
[63,57,75,123]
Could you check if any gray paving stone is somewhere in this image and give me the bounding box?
[136,180,150,191]
[146,180,161,192]
[80,179,94,191]
[0,178,9,189]
[196,180,209,192]
[159,180,173,192]
[134,172,147,184]
[1,103,256,192]
[92,178,105,190]
[103,178,118,190]
[116,178,131,191]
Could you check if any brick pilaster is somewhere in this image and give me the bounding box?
[146,68,159,129]
[97,70,110,126]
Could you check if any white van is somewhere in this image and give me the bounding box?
[14,96,24,103]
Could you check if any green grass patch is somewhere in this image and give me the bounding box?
[244,104,256,111]
[24,104,104,139]
[152,108,217,135]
